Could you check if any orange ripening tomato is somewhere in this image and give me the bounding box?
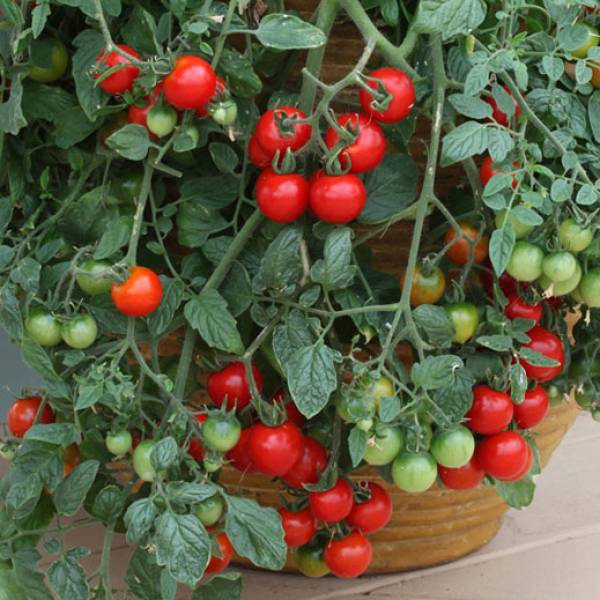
[401,265,446,306]
[111,266,163,317]
[444,222,489,265]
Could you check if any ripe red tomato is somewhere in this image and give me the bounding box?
[96,44,140,95]
[438,455,485,490]
[520,326,565,383]
[346,482,392,534]
[279,508,317,548]
[281,436,327,488]
[324,112,386,173]
[324,531,372,578]
[309,477,354,524]
[163,55,216,110]
[479,156,518,189]
[309,172,366,224]
[187,413,208,462]
[484,87,521,127]
[111,266,163,317]
[196,75,226,117]
[359,67,415,123]
[63,444,81,476]
[501,443,533,482]
[513,385,549,429]
[7,396,55,438]
[248,422,304,476]
[480,259,521,299]
[256,169,309,224]
[466,385,514,435]
[248,134,272,168]
[205,531,233,574]
[254,106,311,156]
[226,426,258,473]
[444,222,489,265]
[128,83,163,132]
[207,362,263,411]
[475,431,530,481]
[271,390,305,427]
[505,293,542,328]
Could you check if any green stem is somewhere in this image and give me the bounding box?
[212,0,237,68]
[126,159,155,266]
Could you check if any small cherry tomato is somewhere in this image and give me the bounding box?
[279,508,317,548]
[479,156,518,189]
[438,455,486,490]
[346,482,392,534]
[128,83,163,131]
[541,251,577,283]
[559,219,593,253]
[502,443,533,482]
[7,396,55,438]
[111,266,163,317]
[281,436,327,489]
[63,444,81,477]
[506,241,544,282]
[309,477,354,524]
[402,264,446,306]
[133,440,158,482]
[391,451,438,493]
[256,169,309,224]
[206,531,233,574]
[466,385,514,435]
[248,134,272,168]
[309,172,366,224]
[579,268,600,308]
[211,99,238,126]
[61,314,98,350]
[195,495,223,527]
[324,531,372,578]
[202,415,241,453]
[445,302,480,344]
[25,308,62,347]
[520,326,565,383]
[444,222,489,265]
[324,112,386,173]
[295,541,330,578]
[207,362,263,411]
[96,44,141,95]
[484,86,521,127]
[475,431,530,481]
[196,76,226,117]
[513,385,549,429]
[188,414,208,462]
[370,376,394,407]
[163,55,216,110]
[29,38,68,83]
[105,430,133,455]
[359,67,415,123]
[248,422,304,476]
[254,106,311,156]
[76,259,113,295]
[571,23,599,59]
[431,425,475,468]
[363,424,404,466]
[271,390,305,427]
[146,104,177,138]
[505,293,542,328]
[225,426,258,473]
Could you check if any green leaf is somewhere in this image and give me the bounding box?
[22,81,77,123]
[448,93,492,119]
[550,179,572,203]
[413,304,455,347]
[520,347,561,367]
[255,13,326,49]
[107,124,150,161]
[487,128,514,162]
[193,572,242,600]
[179,175,239,209]
[153,512,211,587]
[558,23,590,52]
[310,228,356,290]
[0,285,23,340]
[273,309,317,370]
[25,424,77,446]
[589,90,600,143]
[148,278,184,337]
[6,475,43,520]
[495,476,535,508]
[430,363,475,426]
[54,461,100,516]
[359,154,418,224]
[287,343,339,418]
[12,549,52,600]
[48,555,89,600]
[0,563,27,600]
[184,291,244,354]
[378,395,401,422]
[54,107,99,149]
[414,0,487,40]
[510,363,527,405]
[12,441,64,492]
[221,262,253,317]
[71,29,107,120]
[464,63,490,96]
[150,437,178,471]
[93,216,131,259]
[220,47,262,99]
[176,201,228,248]
[411,355,464,390]
[165,482,219,506]
[121,4,159,55]
[441,121,489,165]
[489,226,516,276]
[124,498,158,544]
[91,484,125,523]
[476,334,514,352]
[208,142,240,174]
[0,77,26,135]
[10,257,40,292]
[224,495,286,570]
[125,549,163,600]
[348,427,368,467]
[576,184,598,206]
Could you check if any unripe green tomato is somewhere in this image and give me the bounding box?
[579,268,600,308]
[495,209,534,239]
[538,261,582,296]
[179,125,200,148]
[592,409,600,422]
[559,219,593,253]
[546,385,563,407]
[133,440,157,482]
[506,241,544,282]
[571,23,600,59]
[370,376,394,407]
[76,259,113,295]
[25,308,62,347]
[295,542,330,578]
[0,444,15,460]
[211,100,238,126]
[202,415,241,453]
[106,430,133,455]
[147,105,177,138]
[575,390,594,409]
[445,302,480,344]
[363,424,404,466]
[356,418,373,432]
[541,251,577,283]
[111,172,144,204]
[404,420,433,452]
[61,314,98,349]
[392,451,438,493]
[194,495,224,526]
[29,38,68,82]
[203,455,223,473]
[430,426,475,468]
[336,394,375,424]
[571,286,586,304]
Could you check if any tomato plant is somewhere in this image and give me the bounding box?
[111,266,163,317]
[195,495,223,527]
[76,259,113,295]
[520,327,565,383]
[96,44,140,95]
[438,456,485,490]
[475,431,530,482]
[25,308,62,347]
[254,106,311,156]
[279,508,317,548]
[513,385,549,430]
[445,302,479,344]
[444,222,489,265]
[308,172,367,224]
[363,424,404,466]
[309,477,354,524]
[403,264,446,306]
[132,439,157,482]
[7,396,55,438]
[324,531,373,578]
[391,451,437,493]
[28,38,68,82]
[61,314,98,349]
[202,414,241,453]
[346,482,392,534]
[430,426,475,468]
[105,430,133,455]
[248,422,304,476]
[256,169,309,224]
[295,541,330,578]
[163,55,216,110]
[281,436,327,489]
[359,67,415,123]
[466,385,514,435]
[207,362,263,411]
[205,531,234,574]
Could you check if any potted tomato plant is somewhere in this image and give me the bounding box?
[0,0,598,595]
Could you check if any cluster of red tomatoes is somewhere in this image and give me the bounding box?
[250,68,415,225]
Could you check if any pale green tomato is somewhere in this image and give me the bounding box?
[133,440,157,482]
[495,209,534,239]
[571,23,600,59]
[26,308,62,347]
[61,314,98,349]
[541,252,577,283]
[194,495,223,526]
[539,261,582,296]
[506,241,544,282]
[106,430,133,455]
[76,259,113,295]
[559,219,593,253]
[431,426,475,468]
[579,268,600,308]
[363,425,404,466]
[392,451,438,493]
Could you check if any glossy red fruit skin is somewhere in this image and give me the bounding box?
[505,293,542,329]
[466,385,514,435]
[309,477,354,524]
[324,112,386,173]
[475,431,530,481]
[281,436,327,488]
[226,426,258,473]
[187,413,208,462]
[271,390,305,428]
[128,82,163,131]
[359,67,415,123]
[248,134,272,168]
[207,362,263,411]
[479,156,518,189]
[501,443,533,482]
[196,75,226,117]
[163,55,217,110]
[484,87,522,127]
[480,259,522,299]
[205,531,233,574]
[309,172,367,224]
[279,508,317,548]
[513,385,549,429]
[438,455,486,490]
[111,266,163,317]
[520,326,565,383]
[256,169,309,224]
[248,422,304,476]
[346,482,392,534]
[96,44,141,95]
[7,396,55,438]
[324,531,373,578]
[254,106,311,156]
